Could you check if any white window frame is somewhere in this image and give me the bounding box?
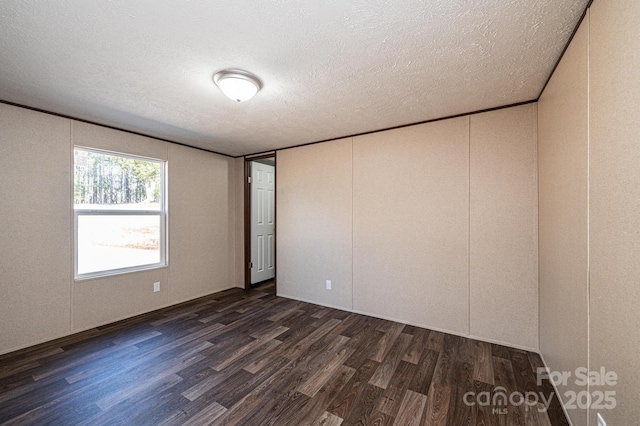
[74,147,167,280]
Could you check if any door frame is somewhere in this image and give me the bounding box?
[244,153,277,291]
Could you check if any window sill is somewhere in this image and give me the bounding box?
[74,263,168,282]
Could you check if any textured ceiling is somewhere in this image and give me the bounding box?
[0,0,589,156]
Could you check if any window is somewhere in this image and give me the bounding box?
[74,147,166,279]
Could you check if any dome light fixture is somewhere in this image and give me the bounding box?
[213,69,262,102]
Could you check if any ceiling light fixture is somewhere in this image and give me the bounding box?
[213,69,262,102]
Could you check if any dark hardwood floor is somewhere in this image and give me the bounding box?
[0,284,568,425]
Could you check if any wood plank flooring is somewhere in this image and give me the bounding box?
[0,282,568,425]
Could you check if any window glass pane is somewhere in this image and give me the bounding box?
[74,149,162,210]
[77,215,161,275]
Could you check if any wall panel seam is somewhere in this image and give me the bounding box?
[586,9,591,425]
[351,137,354,311]
[69,120,75,334]
[467,115,471,336]
[533,104,540,351]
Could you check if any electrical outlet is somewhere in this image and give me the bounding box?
[597,413,606,426]
[153,282,160,292]
[326,280,331,290]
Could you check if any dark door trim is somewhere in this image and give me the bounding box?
[244,153,277,292]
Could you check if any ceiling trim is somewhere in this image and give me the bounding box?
[1,0,594,162]
[245,0,596,159]
[246,2,598,159]
[0,99,235,159]
[537,0,595,98]
[245,99,538,158]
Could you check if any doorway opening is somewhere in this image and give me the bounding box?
[244,154,276,292]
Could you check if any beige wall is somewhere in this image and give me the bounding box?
[589,0,640,424]
[234,157,245,288]
[353,118,470,335]
[538,0,640,423]
[538,13,589,426]
[167,144,234,304]
[0,105,73,352]
[278,107,539,349]
[73,120,168,160]
[470,104,538,349]
[0,103,239,354]
[73,268,169,330]
[277,138,353,310]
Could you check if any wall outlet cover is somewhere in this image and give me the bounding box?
[153,282,161,292]
[597,413,606,426]
[326,280,331,290]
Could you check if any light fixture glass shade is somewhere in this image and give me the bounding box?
[213,70,262,102]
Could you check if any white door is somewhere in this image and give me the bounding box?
[251,161,275,284]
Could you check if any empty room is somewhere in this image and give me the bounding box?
[0,0,638,425]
